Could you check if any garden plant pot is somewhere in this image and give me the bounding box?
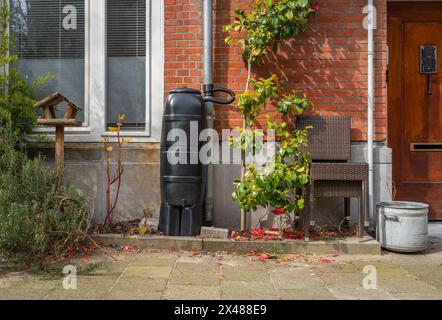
[376,201,429,253]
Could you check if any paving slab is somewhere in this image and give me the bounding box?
[317,272,365,287]
[398,265,442,288]
[169,262,219,286]
[0,288,52,300]
[270,269,325,290]
[44,289,108,300]
[377,278,438,294]
[327,285,394,300]
[71,275,118,291]
[314,262,360,274]
[390,292,442,300]
[220,281,277,300]
[123,266,172,279]
[221,280,279,300]
[112,277,168,292]
[279,288,336,300]
[130,256,176,268]
[8,278,60,291]
[104,290,163,300]
[163,285,220,300]
[221,265,269,282]
[91,261,131,277]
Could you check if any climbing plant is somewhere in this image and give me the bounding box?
[224,0,319,230]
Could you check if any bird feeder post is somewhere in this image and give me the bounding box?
[55,125,65,168]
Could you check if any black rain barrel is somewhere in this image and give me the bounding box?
[159,88,205,236]
[159,86,235,236]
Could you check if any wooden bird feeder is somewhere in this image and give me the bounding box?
[34,92,83,168]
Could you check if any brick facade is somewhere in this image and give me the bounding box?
[164,0,388,142]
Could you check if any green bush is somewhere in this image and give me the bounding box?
[0,111,90,269]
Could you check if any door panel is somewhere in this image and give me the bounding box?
[388,3,442,220]
[403,23,442,184]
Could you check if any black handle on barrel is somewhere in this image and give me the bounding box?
[203,84,235,105]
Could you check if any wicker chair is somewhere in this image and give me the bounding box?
[296,116,368,241]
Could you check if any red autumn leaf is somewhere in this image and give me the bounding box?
[259,254,270,261]
[122,245,134,253]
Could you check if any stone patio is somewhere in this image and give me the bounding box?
[0,223,441,300]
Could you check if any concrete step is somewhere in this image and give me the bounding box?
[91,234,381,255]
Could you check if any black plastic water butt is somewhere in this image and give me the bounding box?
[159,86,235,236]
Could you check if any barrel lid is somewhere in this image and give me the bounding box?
[376,201,429,210]
[170,88,201,95]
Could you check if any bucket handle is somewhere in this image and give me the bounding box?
[384,214,400,222]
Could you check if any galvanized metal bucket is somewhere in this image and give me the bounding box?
[376,201,429,253]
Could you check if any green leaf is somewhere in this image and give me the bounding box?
[286,10,294,20]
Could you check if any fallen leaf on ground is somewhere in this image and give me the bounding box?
[259,254,270,260]
[139,226,148,235]
[122,245,135,253]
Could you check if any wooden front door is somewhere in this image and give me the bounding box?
[388,2,442,220]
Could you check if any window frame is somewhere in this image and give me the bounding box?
[29,0,164,143]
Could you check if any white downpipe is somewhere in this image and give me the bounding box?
[367,0,375,228]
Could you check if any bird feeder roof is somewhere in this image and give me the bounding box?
[34,92,81,111]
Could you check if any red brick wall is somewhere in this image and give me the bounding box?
[164,0,388,142]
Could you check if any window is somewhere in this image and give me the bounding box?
[106,0,147,131]
[9,0,163,141]
[10,0,86,121]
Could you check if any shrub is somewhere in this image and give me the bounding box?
[0,110,90,269]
